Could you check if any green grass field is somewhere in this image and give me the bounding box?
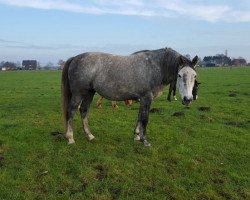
[0,67,249,200]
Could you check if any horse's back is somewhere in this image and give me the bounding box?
[67,51,163,100]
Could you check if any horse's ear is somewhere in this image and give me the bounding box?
[192,55,198,68]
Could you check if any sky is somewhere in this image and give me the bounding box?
[0,0,250,65]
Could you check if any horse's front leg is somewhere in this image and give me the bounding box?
[80,91,95,141]
[173,84,177,101]
[134,121,141,141]
[167,83,173,102]
[135,95,152,147]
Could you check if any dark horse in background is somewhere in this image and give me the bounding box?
[61,48,198,147]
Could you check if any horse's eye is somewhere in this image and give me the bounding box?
[178,74,181,78]
[194,75,197,78]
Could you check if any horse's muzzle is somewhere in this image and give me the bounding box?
[182,96,193,106]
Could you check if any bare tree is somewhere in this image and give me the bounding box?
[44,62,54,70]
[58,59,65,69]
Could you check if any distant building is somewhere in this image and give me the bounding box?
[22,60,37,70]
[0,61,17,70]
[231,58,247,66]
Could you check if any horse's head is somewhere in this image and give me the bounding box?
[192,80,201,100]
[177,55,198,106]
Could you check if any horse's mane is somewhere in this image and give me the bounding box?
[160,48,182,84]
[131,49,150,55]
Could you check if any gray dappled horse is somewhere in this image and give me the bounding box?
[61,48,198,147]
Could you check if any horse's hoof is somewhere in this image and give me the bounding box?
[143,140,151,147]
[134,134,140,141]
[68,139,75,144]
[88,134,95,141]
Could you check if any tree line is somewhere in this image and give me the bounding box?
[201,54,248,67]
[0,60,64,70]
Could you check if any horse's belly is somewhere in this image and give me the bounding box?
[96,88,139,101]
[94,81,140,101]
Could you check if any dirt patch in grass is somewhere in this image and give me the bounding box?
[56,187,65,195]
[150,108,165,114]
[165,157,179,176]
[198,107,211,112]
[200,115,214,123]
[109,187,121,199]
[50,131,66,141]
[57,177,89,196]
[79,176,89,191]
[36,170,49,179]
[237,187,250,199]
[196,193,215,200]
[212,178,225,184]
[0,140,5,167]
[94,164,108,181]
[225,121,245,128]
[1,124,19,129]
[172,111,185,117]
[217,190,232,200]
[194,156,205,164]
[0,156,4,167]
[243,92,250,96]
[228,90,239,97]
[70,189,82,196]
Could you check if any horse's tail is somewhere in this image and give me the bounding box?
[61,57,74,131]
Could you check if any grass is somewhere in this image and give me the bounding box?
[0,67,249,199]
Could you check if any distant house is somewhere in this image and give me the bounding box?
[22,60,37,70]
[0,61,17,70]
[231,58,247,66]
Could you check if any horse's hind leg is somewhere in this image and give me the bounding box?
[97,96,103,108]
[66,95,83,144]
[80,90,95,140]
[125,100,133,107]
[112,101,118,108]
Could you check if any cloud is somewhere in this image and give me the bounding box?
[1,40,151,55]
[0,38,23,44]
[0,41,81,51]
[0,0,103,14]
[0,0,250,22]
[156,0,231,22]
[0,0,154,16]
